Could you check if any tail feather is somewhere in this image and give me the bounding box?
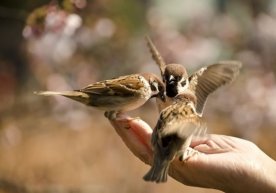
[34,91,90,105]
[143,160,170,183]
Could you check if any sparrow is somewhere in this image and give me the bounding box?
[145,36,188,98]
[143,90,205,183]
[143,37,242,183]
[145,36,242,114]
[35,73,165,119]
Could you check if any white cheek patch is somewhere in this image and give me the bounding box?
[151,81,160,95]
[153,82,159,94]
[177,77,189,93]
[153,81,159,90]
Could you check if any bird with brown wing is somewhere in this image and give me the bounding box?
[145,36,242,115]
[35,73,165,119]
[143,36,242,183]
[143,90,205,183]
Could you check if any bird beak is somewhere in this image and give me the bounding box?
[150,90,166,102]
[168,75,176,85]
[159,91,166,102]
[168,80,176,86]
[168,78,177,87]
[151,92,166,101]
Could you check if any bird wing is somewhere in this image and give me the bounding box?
[152,101,204,146]
[80,74,143,97]
[152,115,204,149]
[145,36,166,76]
[161,116,203,140]
[189,61,242,115]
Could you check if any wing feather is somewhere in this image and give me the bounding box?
[161,117,202,140]
[145,36,166,76]
[189,61,242,115]
[80,74,143,97]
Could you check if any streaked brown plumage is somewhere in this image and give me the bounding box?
[143,91,204,183]
[145,36,242,114]
[188,61,242,115]
[35,73,165,118]
[144,37,241,183]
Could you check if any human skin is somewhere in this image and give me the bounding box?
[108,113,276,193]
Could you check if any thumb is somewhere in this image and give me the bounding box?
[108,114,153,164]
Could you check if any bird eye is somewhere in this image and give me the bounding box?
[164,74,172,83]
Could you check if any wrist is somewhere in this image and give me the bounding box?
[223,151,276,193]
[262,157,276,193]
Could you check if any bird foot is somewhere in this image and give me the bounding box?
[178,147,199,161]
[104,111,118,120]
[114,117,142,130]
[105,111,142,130]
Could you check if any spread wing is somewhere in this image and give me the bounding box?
[145,36,166,76]
[80,74,144,97]
[189,61,242,115]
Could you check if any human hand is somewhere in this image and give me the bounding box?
[108,113,276,193]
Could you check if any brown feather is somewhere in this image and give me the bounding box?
[80,74,144,97]
[145,36,166,76]
[189,61,242,115]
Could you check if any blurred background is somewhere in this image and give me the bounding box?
[0,0,276,192]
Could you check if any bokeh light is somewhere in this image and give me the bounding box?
[0,0,276,192]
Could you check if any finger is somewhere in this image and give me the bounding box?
[191,134,235,154]
[128,118,153,149]
[193,144,227,154]
[190,135,220,149]
[108,113,153,164]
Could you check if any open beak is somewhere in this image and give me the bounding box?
[168,81,176,87]
[166,80,178,98]
[168,75,176,85]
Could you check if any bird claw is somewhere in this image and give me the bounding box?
[105,111,143,130]
[105,112,130,129]
[178,147,199,161]
[104,111,118,120]
[130,117,141,121]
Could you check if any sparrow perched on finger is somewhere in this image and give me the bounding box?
[145,36,242,114]
[35,73,165,119]
[143,91,205,183]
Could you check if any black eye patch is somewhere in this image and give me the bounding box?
[165,74,170,81]
[150,82,157,91]
[175,76,181,81]
[158,85,163,92]
[181,80,187,87]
